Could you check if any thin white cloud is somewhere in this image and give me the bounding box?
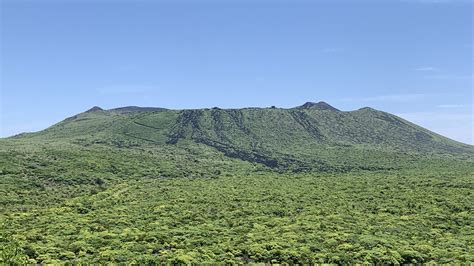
[416,0,452,3]
[340,93,430,103]
[397,112,474,121]
[321,48,341,53]
[414,66,437,71]
[437,104,471,108]
[400,0,464,3]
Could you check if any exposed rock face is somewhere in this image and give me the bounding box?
[85,106,104,113]
[296,101,340,111]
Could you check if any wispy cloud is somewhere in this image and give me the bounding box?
[401,0,464,4]
[340,93,431,103]
[414,66,437,71]
[321,48,341,53]
[397,112,474,121]
[416,0,452,3]
[437,104,471,108]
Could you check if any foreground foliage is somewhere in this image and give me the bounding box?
[1,142,473,264]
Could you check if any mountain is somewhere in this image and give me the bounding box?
[1,102,474,264]
[10,101,473,172]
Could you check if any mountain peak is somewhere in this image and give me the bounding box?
[357,107,376,112]
[297,101,340,111]
[85,106,104,113]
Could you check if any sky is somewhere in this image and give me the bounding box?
[1,0,473,144]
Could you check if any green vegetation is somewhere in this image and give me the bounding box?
[1,103,473,264]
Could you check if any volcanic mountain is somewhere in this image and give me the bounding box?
[7,102,473,172]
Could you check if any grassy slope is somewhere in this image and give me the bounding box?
[1,104,474,263]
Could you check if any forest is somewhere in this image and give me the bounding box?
[1,106,474,263]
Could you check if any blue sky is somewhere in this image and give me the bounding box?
[1,0,472,144]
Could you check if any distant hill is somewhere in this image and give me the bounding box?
[8,102,473,172]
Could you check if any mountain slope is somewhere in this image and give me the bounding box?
[11,102,473,172]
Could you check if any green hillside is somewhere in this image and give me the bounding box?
[1,102,473,264]
[15,102,474,170]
